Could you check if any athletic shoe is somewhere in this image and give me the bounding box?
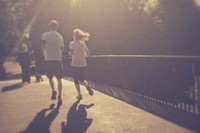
[86,86,94,96]
[76,95,83,100]
[51,90,57,100]
[57,96,62,106]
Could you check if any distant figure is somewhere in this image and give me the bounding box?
[41,20,64,106]
[26,41,43,83]
[26,42,33,53]
[69,28,94,100]
[18,43,31,83]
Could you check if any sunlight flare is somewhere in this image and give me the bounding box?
[143,0,160,15]
[10,0,48,56]
[69,0,81,9]
[194,0,200,8]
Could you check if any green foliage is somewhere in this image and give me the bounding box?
[0,0,39,57]
[1,0,200,58]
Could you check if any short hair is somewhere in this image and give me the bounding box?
[48,20,59,31]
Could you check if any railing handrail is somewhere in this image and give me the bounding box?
[89,54,200,59]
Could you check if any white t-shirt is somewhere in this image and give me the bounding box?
[69,41,90,67]
[42,31,64,61]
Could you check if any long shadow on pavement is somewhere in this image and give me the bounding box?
[1,82,24,92]
[20,103,59,133]
[61,100,94,133]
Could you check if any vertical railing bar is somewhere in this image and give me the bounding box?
[64,55,200,116]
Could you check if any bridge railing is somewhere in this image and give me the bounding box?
[63,55,200,116]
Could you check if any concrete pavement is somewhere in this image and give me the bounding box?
[0,76,193,133]
[0,61,196,133]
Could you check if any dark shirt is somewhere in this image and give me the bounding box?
[18,51,31,66]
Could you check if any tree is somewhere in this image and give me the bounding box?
[0,0,39,78]
[1,0,200,78]
[124,0,200,55]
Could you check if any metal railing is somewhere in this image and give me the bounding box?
[63,55,200,116]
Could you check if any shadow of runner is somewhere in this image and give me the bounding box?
[1,82,24,92]
[61,100,94,133]
[20,103,59,133]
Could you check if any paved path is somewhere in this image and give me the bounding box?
[0,76,193,133]
[0,61,196,133]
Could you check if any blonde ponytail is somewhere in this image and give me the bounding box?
[73,29,90,43]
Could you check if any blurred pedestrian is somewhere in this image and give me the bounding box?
[18,43,31,83]
[69,28,94,100]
